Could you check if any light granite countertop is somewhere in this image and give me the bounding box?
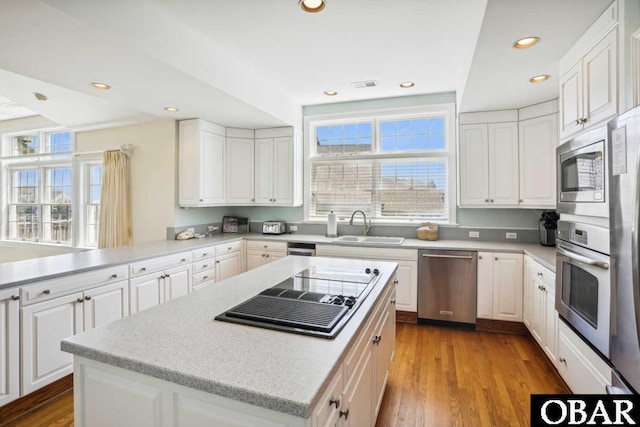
[62,256,398,419]
[0,233,556,290]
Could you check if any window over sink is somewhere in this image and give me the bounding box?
[305,103,456,224]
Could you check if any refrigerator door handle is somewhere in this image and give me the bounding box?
[556,245,610,269]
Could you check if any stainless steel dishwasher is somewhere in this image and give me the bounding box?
[418,249,477,327]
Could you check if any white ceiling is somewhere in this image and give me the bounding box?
[0,0,611,130]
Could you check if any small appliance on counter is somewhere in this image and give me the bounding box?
[223,216,248,233]
[262,221,286,234]
[539,211,559,246]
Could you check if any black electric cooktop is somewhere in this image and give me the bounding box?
[215,266,380,338]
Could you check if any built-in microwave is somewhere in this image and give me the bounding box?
[557,127,608,218]
[555,219,611,358]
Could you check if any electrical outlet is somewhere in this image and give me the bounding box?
[289,225,298,232]
[469,231,479,238]
[506,232,517,239]
[187,228,194,233]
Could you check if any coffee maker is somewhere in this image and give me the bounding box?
[539,211,559,246]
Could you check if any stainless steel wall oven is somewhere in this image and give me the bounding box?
[555,220,611,358]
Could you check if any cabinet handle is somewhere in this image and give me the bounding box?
[519,199,523,203]
[228,247,232,251]
[77,298,84,303]
[43,289,51,295]
[203,253,208,257]
[373,335,382,345]
[393,279,399,285]
[216,260,220,264]
[339,409,350,420]
[329,397,340,409]
[181,258,186,262]
[165,273,171,278]
[160,274,166,279]
[537,272,543,277]
[273,199,276,202]
[390,299,396,305]
[559,357,567,364]
[576,119,581,125]
[494,257,498,261]
[266,254,270,258]
[199,198,203,202]
[203,264,208,268]
[485,199,489,203]
[580,118,588,124]
[85,295,92,301]
[490,199,494,203]
[11,295,19,301]
[141,267,147,272]
[261,254,265,257]
[203,275,209,280]
[478,255,482,259]
[251,198,255,202]
[110,274,118,279]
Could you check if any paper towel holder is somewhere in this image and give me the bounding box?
[326,211,338,238]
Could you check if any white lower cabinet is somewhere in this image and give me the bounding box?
[315,244,417,313]
[216,251,243,281]
[523,256,558,366]
[557,321,611,394]
[246,240,288,271]
[129,265,192,314]
[0,288,19,406]
[477,252,523,321]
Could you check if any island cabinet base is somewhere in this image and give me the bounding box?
[73,356,310,427]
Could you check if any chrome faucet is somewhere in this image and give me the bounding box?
[349,210,371,236]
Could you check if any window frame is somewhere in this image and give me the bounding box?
[0,128,102,248]
[303,103,457,224]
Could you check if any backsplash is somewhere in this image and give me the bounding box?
[167,221,539,243]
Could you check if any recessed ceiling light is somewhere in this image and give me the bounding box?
[400,82,415,88]
[529,75,550,83]
[513,37,539,49]
[91,82,111,90]
[33,92,48,101]
[299,0,325,13]
[164,107,179,113]
[324,90,337,96]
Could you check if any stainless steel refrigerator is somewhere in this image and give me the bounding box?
[608,106,640,393]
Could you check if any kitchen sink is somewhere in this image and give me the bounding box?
[334,235,404,245]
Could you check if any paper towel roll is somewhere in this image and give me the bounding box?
[327,211,337,237]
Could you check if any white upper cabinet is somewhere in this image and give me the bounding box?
[559,2,618,141]
[459,122,518,206]
[225,128,255,205]
[518,113,558,207]
[178,119,226,207]
[254,128,302,206]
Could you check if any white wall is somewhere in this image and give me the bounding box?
[76,119,177,243]
[0,244,79,263]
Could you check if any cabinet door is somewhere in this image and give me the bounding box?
[164,266,192,302]
[21,292,83,394]
[519,115,557,207]
[225,137,255,204]
[216,252,240,282]
[199,130,225,204]
[459,124,489,206]
[266,252,286,264]
[522,257,533,330]
[272,136,294,205]
[543,284,558,366]
[246,250,267,271]
[129,274,163,314]
[491,253,523,322]
[254,137,274,204]
[84,280,129,331]
[0,289,19,406]
[178,120,200,206]
[559,61,583,139]
[488,122,519,206]
[583,29,617,127]
[344,345,374,427]
[530,276,544,345]
[476,252,494,319]
[374,290,396,417]
[394,260,418,313]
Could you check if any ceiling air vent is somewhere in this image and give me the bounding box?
[351,80,378,89]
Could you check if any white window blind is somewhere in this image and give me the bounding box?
[307,106,455,223]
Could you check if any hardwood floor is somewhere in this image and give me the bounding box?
[0,322,568,427]
[375,322,569,426]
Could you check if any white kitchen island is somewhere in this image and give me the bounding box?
[62,256,398,427]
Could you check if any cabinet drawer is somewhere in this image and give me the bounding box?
[193,270,216,287]
[193,259,215,274]
[532,261,555,290]
[21,265,129,305]
[130,252,192,277]
[215,240,243,256]
[192,246,216,261]
[246,240,287,252]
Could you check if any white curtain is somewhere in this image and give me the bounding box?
[98,151,131,248]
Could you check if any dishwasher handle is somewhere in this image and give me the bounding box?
[421,254,474,260]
